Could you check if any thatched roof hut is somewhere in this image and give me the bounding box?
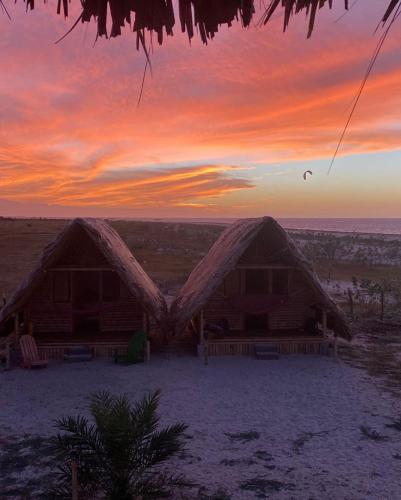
[15,1,397,45]
[171,216,350,341]
[0,218,167,330]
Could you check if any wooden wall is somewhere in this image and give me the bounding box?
[268,271,313,330]
[202,225,317,333]
[28,275,72,333]
[101,299,143,332]
[25,273,144,335]
[203,291,243,330]
[203,280,313,332]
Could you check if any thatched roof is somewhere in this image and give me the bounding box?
[170,216,350,340]
[15,1,398,45]
[0,218,167,328]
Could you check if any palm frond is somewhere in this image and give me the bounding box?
[130,389,162,439]
[143,424,188,467]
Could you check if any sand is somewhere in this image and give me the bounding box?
[1,355,401,499]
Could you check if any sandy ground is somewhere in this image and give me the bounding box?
[1,356,401,499]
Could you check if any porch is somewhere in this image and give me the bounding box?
[34,331,133,360]
[197,299,333,356]
[207,335,330,356]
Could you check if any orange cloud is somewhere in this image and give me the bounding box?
[1,0,401,216]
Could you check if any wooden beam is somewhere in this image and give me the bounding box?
[50,267,112,272]
[240,264,293,269]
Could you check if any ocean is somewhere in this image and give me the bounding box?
[147,218,401,235]
[278,218,401,235]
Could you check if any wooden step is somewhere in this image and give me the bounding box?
[255,344,280,360]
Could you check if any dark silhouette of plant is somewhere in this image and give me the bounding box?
[52,390,188,499]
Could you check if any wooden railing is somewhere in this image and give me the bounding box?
[207,337,330,356]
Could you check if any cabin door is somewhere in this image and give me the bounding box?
[72,271,100,334]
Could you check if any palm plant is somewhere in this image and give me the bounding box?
[52,390,188,499]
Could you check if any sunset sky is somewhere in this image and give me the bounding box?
[1,1,401,218]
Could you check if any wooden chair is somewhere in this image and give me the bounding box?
[114,330,149,365]
[19,335,48,369]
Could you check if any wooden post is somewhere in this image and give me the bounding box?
[322,310,327,336]
[199,310,204,345]
[142,312,149,333]
[347,289,354,320]
[239,270,245,330]
[268,269,273,294]
[99,271,103,303]
[14,314,20,341]
[240,269,245,295]
[28,321,34,336]
[5,342,10,370]
[200,309,208,366]
[287,269,293,295]
[71,461,78,500]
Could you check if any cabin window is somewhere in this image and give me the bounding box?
[53,271,71,303]
[224,270,240,296]
[272,269,289,294]
[245,269,269,294]
[102,271,120,302]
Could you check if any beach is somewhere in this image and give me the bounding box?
[1,218,401,498]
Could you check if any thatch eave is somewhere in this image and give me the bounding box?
[11,1,398,46]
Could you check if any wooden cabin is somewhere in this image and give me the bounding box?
[0,218,167,360]
[170,217,350,356]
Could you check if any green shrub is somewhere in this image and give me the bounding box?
[52,390,188,499]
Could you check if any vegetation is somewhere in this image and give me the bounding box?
[52,390,188,499]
